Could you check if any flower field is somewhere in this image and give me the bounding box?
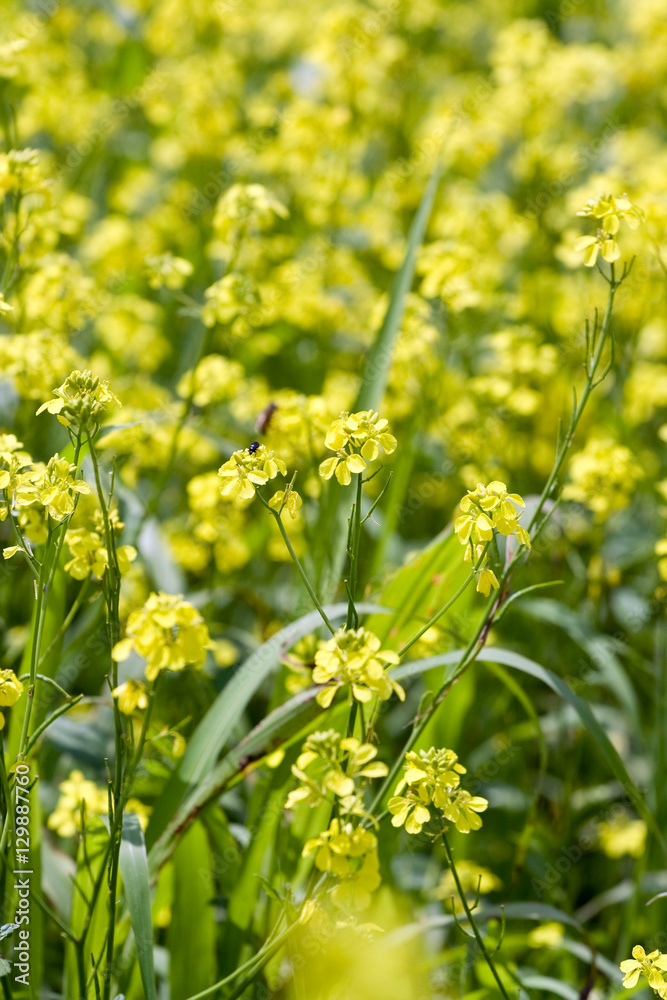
[2,1,667,998]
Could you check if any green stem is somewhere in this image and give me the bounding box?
[87,435,124,1000]
[258,493,336,634]
[441,829,512,1000]
[346,472,363,628]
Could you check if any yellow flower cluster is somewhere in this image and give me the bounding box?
[47,769,151,838]
[47,769,108,838]
[454,481,531,595]
[620,946,667,997]
[563,438,644,522]
[575,193,643,268]
[319,410,397,485]
[64,525,136,581]
[313,626,404,708]
[112,592,211,681]
[303,818,381,912]
[389,748,488,835]
[218,443,287,502]
[285,730,388,814]
[36,369,120,435]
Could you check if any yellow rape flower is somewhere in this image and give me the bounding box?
[36,370,120,435]
[454,481,530,594]
[201,273,260,331]
[218,443,286,502]
[319,410,396,485]
[112,592,211,681]
[268,485,302,518]
[389,747,488,835]
[47,769,108,838]
[563,438,643,521]
[64,526,136,580]
[112,678,149,715]
[312,626,404,708]
[213,183,289,253]
[176,354,244,407]
[575,192,643,268]
[285,730,388,812]
[302,818,381,911]
[597,811,647,859]
[620,946,667,996]
[0,669,23,707]
[38,455,91,521]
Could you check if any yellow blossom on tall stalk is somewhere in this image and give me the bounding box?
[312,626,404,708]
[112,592,211,681]
[112,678,149,715]
[285,729,388,812]
[574,192,643,267]
[389,748,488,835]
[218,443,287,502]
[319,410,397,485]
[213,183,289,254]
[36,369,120,435]
[454,481,530,595]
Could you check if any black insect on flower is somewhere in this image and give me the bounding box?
[248,441,260,454]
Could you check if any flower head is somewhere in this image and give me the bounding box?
[454,481,530,594]
[38,455,91,521]
[0,669,23,707]
[112,678,149,715]
[575,193,643,268]
[319,410,396,485]
[303,818,381,911]
[47,769,108,838]
[218,444,287,502]
[285,730,388,814]
[36,370,120,435]
[112,592,211,681]
[145,253,193,290]
[313,626,404,708]
[620,946,667,996]
[269,485,302,519]
[388,747,488,835]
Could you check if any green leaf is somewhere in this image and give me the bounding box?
[145,602,389,852]
[119,814,156,1000]
[169,822,217,1000]
[0,958,11,976]
[0,924,17,942]
[516,974,579,1000]
[516,597,640,733]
